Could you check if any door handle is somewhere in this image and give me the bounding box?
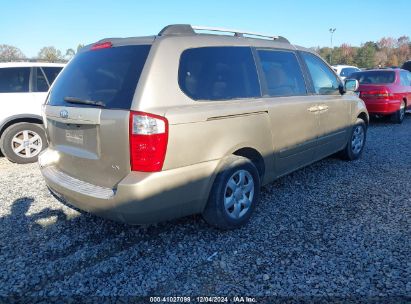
[318,105,329,112]
[307,106,319,112]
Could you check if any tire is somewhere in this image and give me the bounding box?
[340,118,367,161]
[1,122,47,164]
[202,156,261,230]
[391,100,406,124]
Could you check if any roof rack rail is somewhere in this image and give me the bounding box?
[158,24,290,43]
[192,26,289,43]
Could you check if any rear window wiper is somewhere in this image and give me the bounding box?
[64,96,106,108]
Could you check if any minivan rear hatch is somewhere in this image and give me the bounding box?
[44,43,151,189]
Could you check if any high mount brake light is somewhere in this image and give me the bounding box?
[129,111,168,172]
[91,42,112,50]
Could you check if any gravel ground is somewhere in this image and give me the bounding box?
[0,115,410,301]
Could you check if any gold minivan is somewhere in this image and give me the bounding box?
[39,25,368,229]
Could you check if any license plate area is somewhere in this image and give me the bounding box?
[65,129,84,145]
[48,120,99,156]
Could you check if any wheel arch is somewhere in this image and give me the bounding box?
[201,145,268,212]
[232,147,265,180]
[357,111,369,126]
[0,114,43,141]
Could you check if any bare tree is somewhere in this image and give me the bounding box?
[38,46,63,62]
[0,44,26,62]
[77,44,85,52]
[65,48,75,60]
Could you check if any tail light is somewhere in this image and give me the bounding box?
[129,111,168,172]
[361,90,394,99]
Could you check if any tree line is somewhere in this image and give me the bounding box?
[312,36,410,68]
[0,44,84,63]
[1,36,410,68]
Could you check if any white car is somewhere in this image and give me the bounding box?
[332,65,361,80]
[0,62,65,163]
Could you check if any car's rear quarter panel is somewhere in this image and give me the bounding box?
[164,103,274,173]
[132,36,287,185]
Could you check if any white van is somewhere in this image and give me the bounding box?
[0,62,65,163]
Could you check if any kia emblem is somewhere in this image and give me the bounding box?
[60,110,69,119]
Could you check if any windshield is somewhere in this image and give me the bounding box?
[47,45,151,109]
[350,71,396,84]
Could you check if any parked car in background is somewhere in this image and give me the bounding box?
[350,68,411,123]
[332,65,361,80]
[402,60,411,73]
[38,24,368,229]
[0,62,65,163]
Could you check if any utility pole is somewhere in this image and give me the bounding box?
[329,28,336,65]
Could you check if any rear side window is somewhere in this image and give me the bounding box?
[0,67,30,93]
[35,68,49,92]
[48,45,151,109]
[350,71,396,84]
[179,47,260,101]
[257,49,307,97]
[42,67,63,85]
[301,52,340,95]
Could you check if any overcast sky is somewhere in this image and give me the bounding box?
[1,0,410,57]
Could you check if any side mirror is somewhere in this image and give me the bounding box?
[344,79,359,93]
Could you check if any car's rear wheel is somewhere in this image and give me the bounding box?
[391,101,406,124]
[1,122,47,164]
[203,156,260,230]
[340,118,366,161]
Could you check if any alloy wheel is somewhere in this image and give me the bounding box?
[351,125,365,155]
[11,130,43,159]
[224,169,254,219]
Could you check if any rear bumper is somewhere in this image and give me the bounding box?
[363,99,401,115]
[39,151,219,224]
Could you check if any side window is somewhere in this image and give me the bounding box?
[400,71,410,86]
[36,68,49,92]
[340,68,359,77]
[301,52,341,95]
[257,49,307,97]
[0,67,30,93]
[42,67,63,85]
[178,47,260,101]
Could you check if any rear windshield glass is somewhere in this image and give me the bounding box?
[47,45,150,109]
[350,71,395,84]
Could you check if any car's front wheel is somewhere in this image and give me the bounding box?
[202,156,260,230]
[1,122,47,164]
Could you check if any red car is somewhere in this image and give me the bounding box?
[350,69,411,123]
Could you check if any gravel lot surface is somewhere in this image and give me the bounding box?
[0,116,410,301]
